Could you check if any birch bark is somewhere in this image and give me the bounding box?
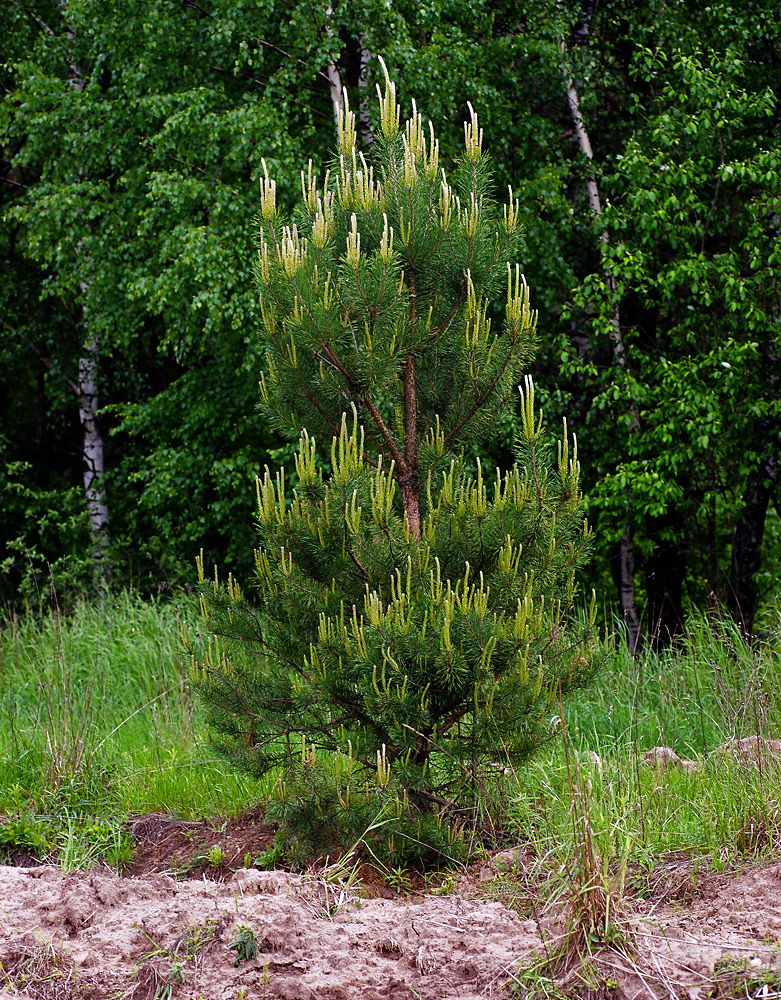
[324,10,372,148]
[77,288,110,571]
[562,42,641,653]
[324,7,344,128]
[63,2,110,581]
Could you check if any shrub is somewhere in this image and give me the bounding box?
[188,63,609,862]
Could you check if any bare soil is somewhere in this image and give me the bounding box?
[1,812,780,999]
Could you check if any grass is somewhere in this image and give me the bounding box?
[1,589,780,871]
[504,610,781,869]
[0,590,267,862]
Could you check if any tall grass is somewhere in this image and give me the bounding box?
[566,612,781,757]
[1,592,779,870]
[506,610,781,868]
[0,590,264,820]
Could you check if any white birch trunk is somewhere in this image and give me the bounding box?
[325,7,344,129]
[324,11,372,148]
[77,291,110,570]
[357,34,372,148]
[562,42,641,653]
[64,2,111,581]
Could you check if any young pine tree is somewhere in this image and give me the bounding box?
[188,66,608,861]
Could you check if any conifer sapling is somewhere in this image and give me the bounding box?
[187,62,608,861]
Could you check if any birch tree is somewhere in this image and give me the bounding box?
[560,37,642,653]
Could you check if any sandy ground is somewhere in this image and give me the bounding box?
[1,826,781,1000]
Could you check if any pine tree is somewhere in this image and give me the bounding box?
[188,64,608,862]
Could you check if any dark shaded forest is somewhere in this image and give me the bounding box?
[2,0,779,646]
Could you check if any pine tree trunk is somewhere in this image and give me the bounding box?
[401,356,421,540]
[562,41,641,653]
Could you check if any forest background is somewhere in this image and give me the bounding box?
[2,0,779,648]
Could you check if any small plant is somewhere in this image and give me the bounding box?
[55,814,135,871]
[0,815,52,858]
[229,925,258,967]
[207,844,225,868]
[83,819,135,868]
[425,871,457,895]
[711,958,780,999]
[483,873,535,918]
[384,865,412,894]
[249,830,285,870]
[183,917,219,958]
[154,960,185,1000]
[136,917,220,1000]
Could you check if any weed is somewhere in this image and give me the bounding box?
[482,873,535,918]
[249,830,285,870]
[56,812,135,871]
[229,925,258,966]
[182,917,220,958]
[136,916,221,999]
[710,957,780,998]
[154,959,186,1000]
[384,865,412,893]
[0,814,52,858]
[507,700,635,998]
[424,871,457,895]
[207,844,225,868]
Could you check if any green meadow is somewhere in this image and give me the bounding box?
[1,591,779,871]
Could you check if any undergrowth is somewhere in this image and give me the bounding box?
[0,590,266,866]
[0,590,779,871]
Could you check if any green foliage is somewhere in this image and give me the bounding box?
[229,925,258,967]
[57,814,136,871]
[191,70,607,859]
[248,830,285,870]
[206,844,225,868]
[0,457,92,609]
[0,814,52,857]
[2,0,779,634]
[264,747,466,867]
[551,3,781,629]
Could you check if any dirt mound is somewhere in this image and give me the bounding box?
[1,851,780,999]
[0,864,538,999]
[127,808,278,879]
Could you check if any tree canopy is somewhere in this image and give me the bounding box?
[2,0,779,638]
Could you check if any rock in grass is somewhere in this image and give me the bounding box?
[641,735,781,775]
[642,746,700,773]
[711,736,781,769]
